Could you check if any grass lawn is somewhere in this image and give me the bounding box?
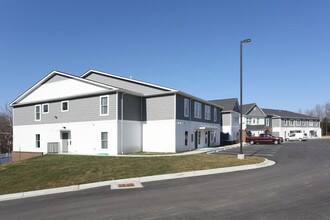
[0,154,264,195]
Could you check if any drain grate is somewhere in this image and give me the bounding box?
[111,181,143,190]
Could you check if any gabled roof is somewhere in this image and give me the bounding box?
[10,71,121,107]
[82,69,223,109]
[82,69,176,95]
[209,98,239,112]
[262,108,319,120]
[241,103,267,117]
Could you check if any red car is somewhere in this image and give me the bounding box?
[246,133,283,145]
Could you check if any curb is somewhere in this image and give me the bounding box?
[0,159,275,202]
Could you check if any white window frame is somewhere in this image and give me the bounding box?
[100,95,109,116]
[266,118,269,126]
[184,98,190,117]
[309,120,313,126]
[61,101,69,112]
[289,120,295,126]
[42,103,49,114]
[296,120,301,126]
[101,132,108,149]
[194,102,202,119]
[205,105,211,120]
[284,119,288,126]
[35,105,41,121]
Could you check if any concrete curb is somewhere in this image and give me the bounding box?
[0,158,275,202]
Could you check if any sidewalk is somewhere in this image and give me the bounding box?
[119,142,248,157]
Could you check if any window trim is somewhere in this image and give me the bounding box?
[61,101,69,112]
[35,105,41,121]
[100,95,109,116]
[101,132,108,149]
[194,102,202,119]
[205,105,211,120]
[42,103,49,114]
[214,108,217,122]
[184,98,190,117]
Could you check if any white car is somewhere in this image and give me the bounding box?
[286,133,307,141]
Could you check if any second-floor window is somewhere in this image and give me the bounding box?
[61,101,69,112]
[309,120,313,126]
[42,104,49,114]
[100,95,109,116]
[35,105,41,121]
[184,98,190,117]
[194,102,202,119]
[205,105,211,120]
[214,108,217,122]
[289,120,295,126]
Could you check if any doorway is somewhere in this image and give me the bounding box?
[61,131,71,153]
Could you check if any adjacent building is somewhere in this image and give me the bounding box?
[262,108,321,139]
[209,98,240,144]
[10,70,222,161]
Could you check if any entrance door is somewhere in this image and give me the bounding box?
[194,131,198,149]
[61,131,70,153]
[207,131,211,147]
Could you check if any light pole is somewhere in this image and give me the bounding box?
[238,38,251,160]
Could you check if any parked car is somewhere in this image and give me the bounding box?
[246,133,284,145]
[285,133,307,141]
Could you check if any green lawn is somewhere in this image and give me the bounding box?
[0,154,264,195]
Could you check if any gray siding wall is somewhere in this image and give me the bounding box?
[272,118,280,127]
[176,94,220,124]
[14,94,117,126]
[85,73,168,95]
[118,93,142,121]
[247,107,265,117]
[143,95,174,121]
[222,113,231,126]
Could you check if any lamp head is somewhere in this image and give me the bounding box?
[241,39,251,43]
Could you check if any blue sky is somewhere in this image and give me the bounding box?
[1,0,329,112]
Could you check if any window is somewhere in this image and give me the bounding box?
[256,118,260,125]
[36,134,40,148]
[100,95,109,116]
[194,102,202,119]
[205,132,208,144]
[309,120,313,126]
[302,120,306,126]
[214,108,217,122]
[101,132,108,149]
[184,98,190,117]
[185,131,188,146]
[284,119,288,126]
[266,118,269,126]
[205,105,211,120]
[296,120,301,126]
[289,120,294,126]
[35,105,41,121]
[42,104,49,114]
[247,118,251,125]
[61,101,69,112]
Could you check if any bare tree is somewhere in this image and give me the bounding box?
[0,104,13,153]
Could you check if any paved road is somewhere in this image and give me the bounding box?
[1,139,330,219]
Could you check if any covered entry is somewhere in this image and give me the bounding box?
[194,126,218,149]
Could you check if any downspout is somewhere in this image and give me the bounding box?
[121,92,126,155]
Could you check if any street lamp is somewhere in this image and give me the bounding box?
[238,38,251,160]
